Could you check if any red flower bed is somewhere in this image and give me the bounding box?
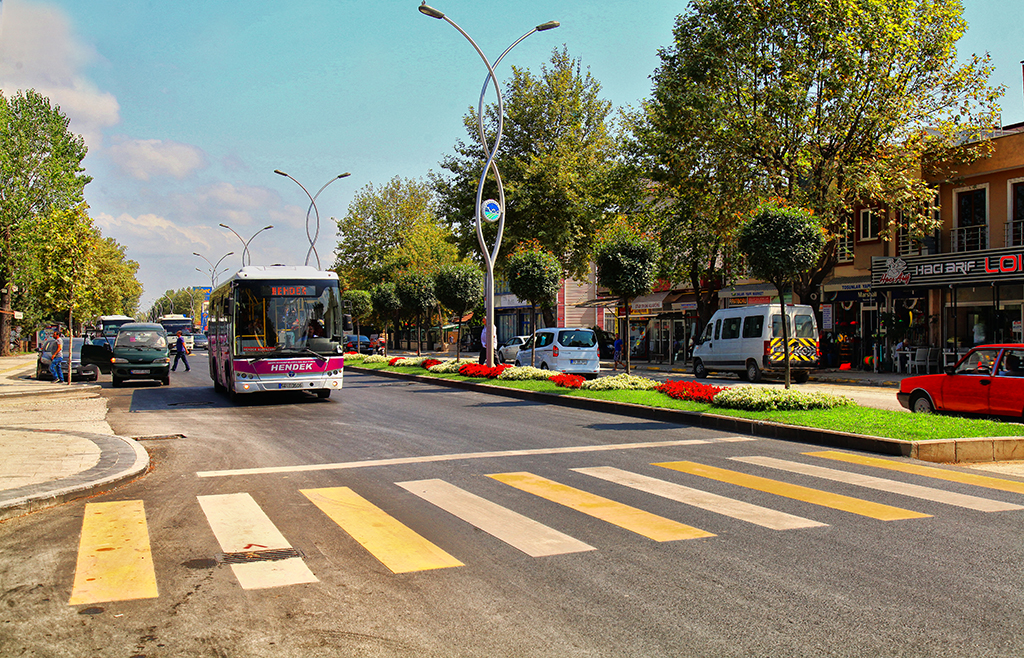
[422,359,443,370]
[656,379,724,404]
[388,357,405,366]
[458,363,511,378]
[550,373,585,389]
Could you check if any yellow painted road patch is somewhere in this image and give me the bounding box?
[488,472,714,541]
[806,451,1024,495]
[301,487,463,574]
[655,461,930,521]
[69,500,158,605]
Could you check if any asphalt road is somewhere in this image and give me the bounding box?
[2,352,1023,657]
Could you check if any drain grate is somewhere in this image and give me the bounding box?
[167,401,214,407]
[216,547,304,564]
[133,433,187,441]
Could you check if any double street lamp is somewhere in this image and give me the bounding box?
[418,3,559,367]
[193,251,235,289]
[220,223,273,267]
[274,170,351,270]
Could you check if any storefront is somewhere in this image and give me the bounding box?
[872,247,1024,358]
[820,277,874,368]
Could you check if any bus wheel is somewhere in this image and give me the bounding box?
[316,389,331,399]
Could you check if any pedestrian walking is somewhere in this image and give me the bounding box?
[171,331,190,372]
[612,334,624,371]
[49,332,65,383]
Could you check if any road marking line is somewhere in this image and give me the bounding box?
[573,466,826,530]
[396,479,595,557]
[69,500,158,605]
[195,437,757,478]
[488,472,715,541]
[732,456,1024,513]
[301,487,463,573]
[197,493,318,589]
[654,461,930,521]
[806,451,1024,495]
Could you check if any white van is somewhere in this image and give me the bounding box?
[692,304,819,383]
[514,327,600,377]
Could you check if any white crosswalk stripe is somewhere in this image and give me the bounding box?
[572,466,826,530]
[731,456,1024,512]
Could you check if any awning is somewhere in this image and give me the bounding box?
[665,291,697,312]
[575,297,620,308]
[822,276,872,293]
[718,284,777,299]
[630,292,670,311]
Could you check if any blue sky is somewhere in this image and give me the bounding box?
[0,0,1020,312]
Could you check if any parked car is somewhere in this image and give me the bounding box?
[82,322,171,387]
[192,333,209,350]
[497,335,530,364]
[37,337,99,382]
[344,335,372,353]
[898,344,1024,417]
[514,327,600,377]
[692,303,819,383]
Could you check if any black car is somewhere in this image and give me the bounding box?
[344,335,372,353]
[36,337,99,382]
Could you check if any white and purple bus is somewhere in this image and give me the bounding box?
[207,265,349,399]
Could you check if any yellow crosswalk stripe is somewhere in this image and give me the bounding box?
[806,451,1024,495]
[301,487,463,574]
[654,461,930,521]
[69,500,158,605]
[487,472,714,541]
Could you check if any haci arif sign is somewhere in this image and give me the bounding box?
[872,247,1024,290]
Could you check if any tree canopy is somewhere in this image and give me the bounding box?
[434,263,484,359]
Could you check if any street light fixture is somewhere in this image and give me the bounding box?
[274,170,351,269]
[418,3,558,367]
[193,251,235,289]
[219,223,274,267]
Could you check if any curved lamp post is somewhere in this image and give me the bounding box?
[418,3,558,366]
[219,224,273,267]
[274,170,351,269]
[193,251,235,289]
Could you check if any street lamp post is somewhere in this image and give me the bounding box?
[273,170,351,269]
[219,224,274,267]
[418,3,558,367]
[193,251,235,289]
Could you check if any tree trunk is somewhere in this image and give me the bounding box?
[777,284,791,389]
[624,297,631,374]
[541,306,556,329]
[530,303,537,367]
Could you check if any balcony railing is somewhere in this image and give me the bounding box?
[952,225,988,252]
[1006,220,1024,248]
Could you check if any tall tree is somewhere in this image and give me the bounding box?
[647,0,1002,302]
[594,219,661,374]
[370,282,401,356]
[434,47,619,282]
[395,271,436,356]
[504,242,560,366]
[0,90,90,354]
[737,202,826,388]
[342,289,373,343]
[434,263,483,360]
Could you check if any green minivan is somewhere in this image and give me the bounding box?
[82,322,171,387]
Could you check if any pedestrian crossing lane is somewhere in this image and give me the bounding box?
[807,451,1024,495]
[732,456,1024,512]
[69,500,158,605]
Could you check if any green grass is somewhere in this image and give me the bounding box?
[348,362,1024,441]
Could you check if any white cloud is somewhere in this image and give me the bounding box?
[0,1,120,149]
[93,212,213,254]
[108,138,207,181]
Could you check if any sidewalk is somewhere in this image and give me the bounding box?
[0,354,149,522]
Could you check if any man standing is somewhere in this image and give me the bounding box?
[49,332,65,383]
[612,334,624,371]
[172,331,190,372]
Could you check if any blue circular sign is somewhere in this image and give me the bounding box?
[482,199,502,223]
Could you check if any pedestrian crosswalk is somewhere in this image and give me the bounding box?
[68,451,1024,605]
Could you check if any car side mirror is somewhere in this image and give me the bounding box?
[943,366,955,375]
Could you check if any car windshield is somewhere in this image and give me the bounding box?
[558,330,597,348]
[115,330,167,349]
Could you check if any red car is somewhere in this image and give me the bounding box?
[898,344,1024,417]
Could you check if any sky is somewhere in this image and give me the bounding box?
[0,0,1021,313]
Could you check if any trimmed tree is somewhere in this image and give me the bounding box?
[504,242,560,367]
[395,271,436,356]
[594,220,661,374]
[342,289,373,347]
[736,202,826,389]
[370,282,401,356]
[434,263,483,360]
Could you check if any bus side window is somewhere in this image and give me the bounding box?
[742,315,764,339]
[721,317,741,340]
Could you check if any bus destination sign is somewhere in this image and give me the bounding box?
[265,285,313,297]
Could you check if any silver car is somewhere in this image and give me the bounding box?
[36,337,99,382]
[497,335,530,364]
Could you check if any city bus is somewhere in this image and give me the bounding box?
[207,265,349,399]
[156,314,195,352]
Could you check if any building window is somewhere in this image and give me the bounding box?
[837,214,854,262]
[859,208,880,241]
[1009,181,1024,247]
[954,187,987,252]
[895,211,921,257]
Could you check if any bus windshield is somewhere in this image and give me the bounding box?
[234,280,343,357]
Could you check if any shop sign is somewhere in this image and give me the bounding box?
[821,304,834,332]
[872,247,1024,289]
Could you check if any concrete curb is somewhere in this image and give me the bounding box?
[349,366,1024,464]
[0,431,149,522]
